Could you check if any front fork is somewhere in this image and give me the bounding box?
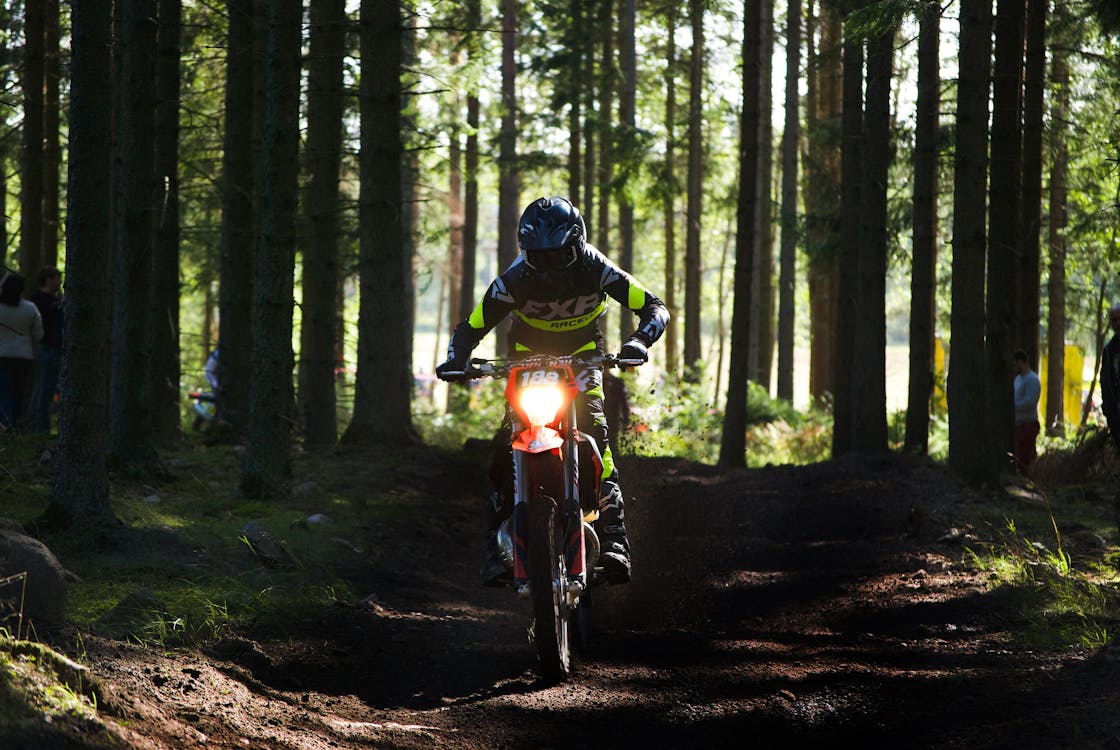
[510,404,587,592]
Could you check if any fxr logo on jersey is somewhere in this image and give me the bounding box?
[520,294,602,321]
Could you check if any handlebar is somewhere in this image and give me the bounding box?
[440,353,644,381]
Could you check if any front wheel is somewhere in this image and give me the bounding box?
[528,495,571,681]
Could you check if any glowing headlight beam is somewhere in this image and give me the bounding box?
[519,385,565,426]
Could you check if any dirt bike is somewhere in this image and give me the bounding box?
[187,390,217,431]
[445,352,640,681]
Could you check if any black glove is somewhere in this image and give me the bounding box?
[618,338,648,367]
[436,355,468,381]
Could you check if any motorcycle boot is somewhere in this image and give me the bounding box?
[480,489,511,587]
[598,483,631,584]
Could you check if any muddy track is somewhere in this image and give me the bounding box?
[74,452,1120,749]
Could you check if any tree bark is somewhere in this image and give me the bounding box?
[217,0,257,433]
[662,4,680,377]
[48,0,117,529]
[948,0,994,484]
[750,0,775,390]
[150,0,183,446]
[1045,29,1069,436]
[851,24,894,454]
[831,31,862,457]
[109,0,159,472]
[719,0,761,470]
[1017,0,1046,367]
[904,3,940,454]
[299,0,346,450]
[19,0,45,278]
[617,0,636,346]
[683,0,705,377]
[42,0,61,267]
[986,0,1026,474]
[342,0,414,446]
[495,0,520,357]
[460,0,481,324]
[241,0,302,497]
[776,0,801,402]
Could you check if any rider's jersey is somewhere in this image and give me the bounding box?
[447,243,670,360]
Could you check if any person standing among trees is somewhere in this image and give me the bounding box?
[1013,349,1042,475]
[436,197,670,586]
[1100,304,1120,448]
[0,273,44,433]
[29,267,63,434]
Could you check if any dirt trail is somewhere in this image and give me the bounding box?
[66,452,1120,748]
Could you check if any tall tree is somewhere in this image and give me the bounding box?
[986,0,1026,474]
[751,0,775,390]
[904,1,940,454]
[662,3,680,375]
[241,0,302,496]
[831,25,862,456]
[805,7,842,402]
[342,0,413,445]
[948,0,994,483]
[776,0,801,402]
[150,0,183,445]
[109,0,159,471]
[459,0,481,324]
[47,0,117,528]
[719,0,762,469]
[597,0,615,311]
[850,22,895,454]
[495,0,520,357]
[617,0,636,346]
[1045,14,1069,436]
[683,0,705,376]
[299,0,347,450]
[42,0,61,267]
[1017,0,1046,366]
[18,0,44,278]
[566,0,583,206]
[217,0,257,433]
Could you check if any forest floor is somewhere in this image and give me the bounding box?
[5,433,1120,749]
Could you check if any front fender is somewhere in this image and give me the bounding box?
[512,425,564,453]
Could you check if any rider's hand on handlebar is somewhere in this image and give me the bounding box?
[618,338,648,369]
[436,356,469,381]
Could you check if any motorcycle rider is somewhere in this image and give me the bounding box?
[436,196,670,586]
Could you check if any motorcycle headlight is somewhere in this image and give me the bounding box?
[519,385,564,427]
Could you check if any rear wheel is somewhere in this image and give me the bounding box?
[528,495,571,681]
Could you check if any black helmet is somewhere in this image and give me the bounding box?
[518,196,586,272]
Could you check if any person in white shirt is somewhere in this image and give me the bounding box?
[0,272,44,432]
[1013,349,1041,475]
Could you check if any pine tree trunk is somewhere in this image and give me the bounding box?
[805,8,841,403]
[109,0,159,471]
[986,0,1026,474]
[851,25,894,454]
[1045,32,1069,436]
[342,0,413,446]
[217,0,257,433]
[776,0,800,402]
[1018,0,1046,366]
[750,0,774,390]
[948,0,994,484]
[460,0,481,324]
[683,0,705,377]
[495,0,520,357]
[597,0,614,299]
[831,32,862,457]
[19,0,44,278]
[904,4,939,454]
[241,0,302,497]
[48,0,117,529]
[662,4,679,376]
[150,0,183,446]
[42,0,61,267]
[299,0,346,450]
[617,0,636,346]
[719,0,761,469]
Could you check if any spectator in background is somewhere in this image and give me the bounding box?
[0,272,44,432]
[29,267,63,434]
[1101,304,1120,449]
[1013,349,1042,475]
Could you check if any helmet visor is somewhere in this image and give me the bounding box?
[524,245,577,272]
